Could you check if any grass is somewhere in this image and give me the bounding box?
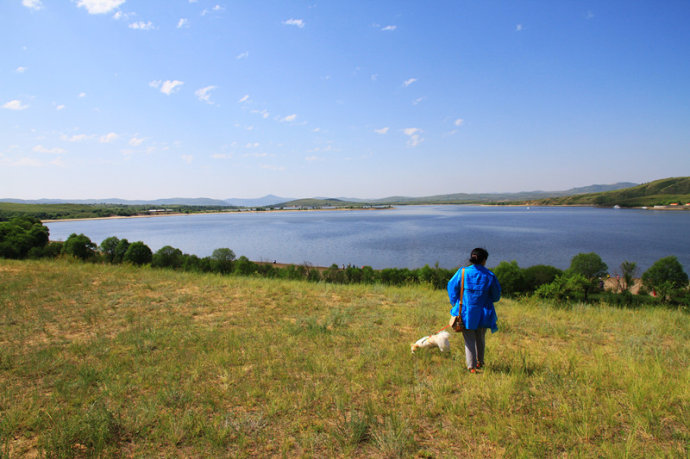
[1,259,688,457]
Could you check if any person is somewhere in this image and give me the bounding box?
[447,248,501,373]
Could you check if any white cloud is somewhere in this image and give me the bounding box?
[177,18,189,28]
[381,25,397,31]
[129,21,155,30]
[112,10,133,20]
[283,18,305,28]
[3,100,29,110]
[236,51,249,60]
[129,137,144,146]
[75,0,125,14]
[374,127,389,134]
[305,156,321,162]
[403,78,417,87]
[403,128,423,147]
[371,74,378,81]
[245,142,260,149]
[22,0,43,10]
[33,145,66,154]
[180,154,193,163]
[516,24,523,32]
[100,132,118,143]
[61,134,89,142]
[260,164,285,171]
[78,92,87,98]
[281,114,297,123]
[56,104,66,111]
[252,109,269,119]
[195,85,216,104]
[412,97,425,105]
[454,118,464,127]
[150,80,183,95]
[16,66,27,73]
[238,94,250,103]
[211,153,232,159]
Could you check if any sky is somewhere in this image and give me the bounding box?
[1,0,689,200]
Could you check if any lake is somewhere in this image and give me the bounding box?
[46,205,690,273]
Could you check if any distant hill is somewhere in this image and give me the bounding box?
[533,177,690,207]
[371,182,638,204]
[224,195,294,207]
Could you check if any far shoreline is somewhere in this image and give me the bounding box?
[40,202,690,224]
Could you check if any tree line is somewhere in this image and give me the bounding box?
[1,216,687,306]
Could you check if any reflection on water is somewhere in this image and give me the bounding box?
[46,205,690,271]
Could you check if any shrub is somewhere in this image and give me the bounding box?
[211,248,235,274]
[152,245,184,269]
[0,216,50,259]
[642,256,688,301]
[62,233,97,260]
[493,260,525,296]
[123,241,152,265]
[522,264,562,292]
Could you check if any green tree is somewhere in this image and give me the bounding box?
[642,256,688,301]
[493,260,525,296]
[152,245,184,269]
[535,273,589,302]
[568,252,608,301]
[619,261,638,292]
[0,217,50,259]
[62,233,97,260]
[123,241,152,265]
[522,265,562,292]
[100,236,121,263]
[113,239,130,264]
[211,248,235,274]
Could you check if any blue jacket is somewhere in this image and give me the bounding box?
[447,264,501,332]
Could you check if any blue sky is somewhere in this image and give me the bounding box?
[2,0,689,200]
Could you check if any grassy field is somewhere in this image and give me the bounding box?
[1,260,688,457]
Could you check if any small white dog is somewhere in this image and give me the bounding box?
[411,330,450,353]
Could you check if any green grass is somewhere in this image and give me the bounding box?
[1,259,688,457]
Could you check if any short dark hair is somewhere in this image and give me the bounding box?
[469,247,489,265]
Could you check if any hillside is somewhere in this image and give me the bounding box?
[533,177,690,207]
[1,259,688,457]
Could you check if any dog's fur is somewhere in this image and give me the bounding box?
[411,330,450,353]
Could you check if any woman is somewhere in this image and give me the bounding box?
[447,248,501,373]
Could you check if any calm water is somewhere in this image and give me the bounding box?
[46,206,689,272]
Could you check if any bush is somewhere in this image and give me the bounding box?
[642,256,688,300]
[493,261,525,296]
[535,273,589,302]
[0,216,50,259]
[152,245,184,269]
[211,248,235,274]
[62,233,97,260]
[123,241,152,265]
[522,264,562,292]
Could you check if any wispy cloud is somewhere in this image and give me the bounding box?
[201,5,224,16]
[60,133,89,142]
[261,164,285,171]
[78,92,87,98]
[374,127,389,134]
[238,94,250,103]
[16,66,27,73]
[454,118,464,127]
[129,137,144,146]
[100,132,118,143]
[281,114,297,123]
[403,78,417,87]
[283,18,305,28]
[33,145,66,154]
[150,80,184,95]
[75,0,125,14]
[412,97,425,105]
[177,18,189,29]
[56,104,65,111]
[180,154,193,163]
[129,21,155,30]
[381,25,397,31]
[515,24,523,32]
[251,109,269,119]
[22,0,43,10]
[195,85,217,104]
[236,51,249,60]
[403,128,423,147]
[2,100,29,110]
